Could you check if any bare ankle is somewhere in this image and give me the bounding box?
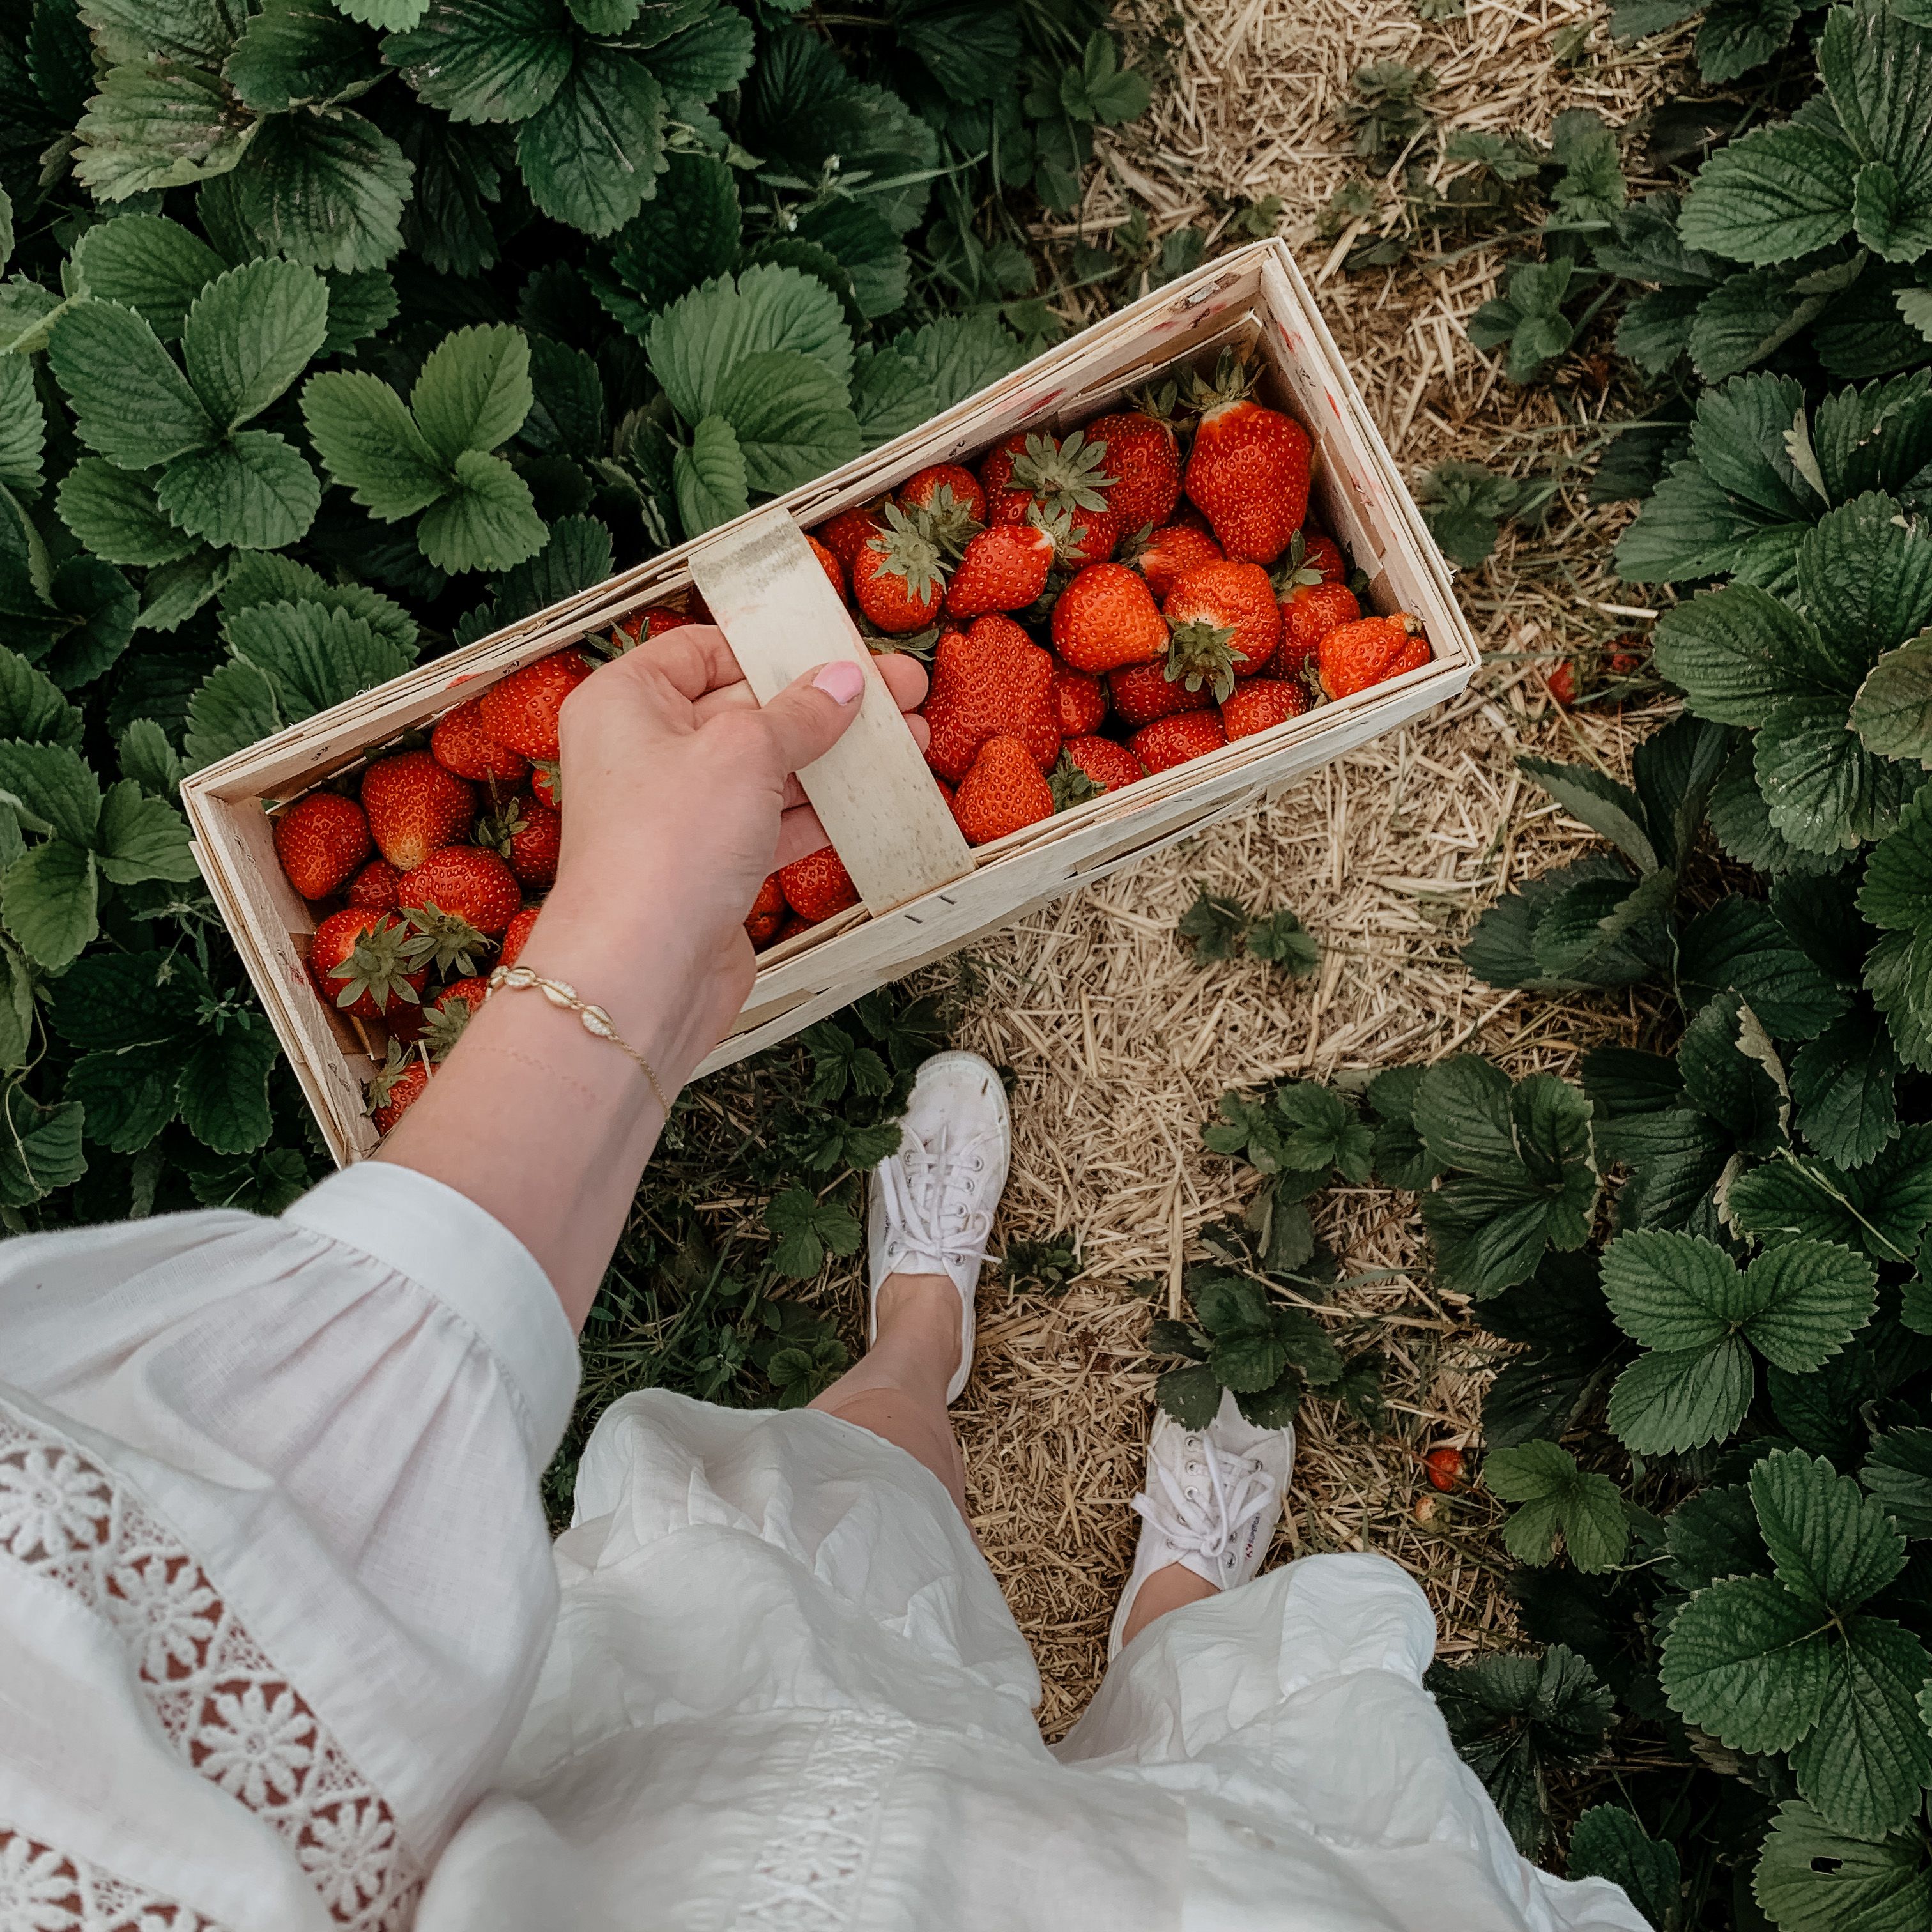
[1119,1561,1220,1651]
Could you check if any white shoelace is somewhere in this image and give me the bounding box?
[877,1124,994,1273]
[1133,1433,1274,1575]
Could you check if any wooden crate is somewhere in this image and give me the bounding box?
[181,238,1480,1167]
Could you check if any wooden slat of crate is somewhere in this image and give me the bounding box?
[181,239,1480,1166]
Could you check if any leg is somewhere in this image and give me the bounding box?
[811,1271,968,1515]
[1116,1563,1218,1651]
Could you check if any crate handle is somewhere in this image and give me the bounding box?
[689,506,974,916]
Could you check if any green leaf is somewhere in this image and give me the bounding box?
[383,0,574,123]
[183,656,281,768]
[1696,0,1802,84]
[1794,1618,1932,1836]
[415,447,544,575]
[176,1019,277,1153]
[319,267,397,355]
[1156,1360,1223,1428]
[65,1044,180,1153]
[763,1183,860,1276]
[180,257,330,432]
[648,264,853,429]
[1824,4,1932,266]
[1864,1428,1932,1536]
[0,931,34,1075]
[1752,1449,1905,1611]
[2,838,96,969]
[56,460,194,567]
[794,199,908,323]
[605,150,740,312]
[1566,1807,1680,1931]
[154,429,321,551]
[1753,1801,1932,1932]
[1660,1572,1832,1752]
[891,312,1025,412]
[636,4,752,103]
[518,43,665,236]
[0,652,82,750]
[1729,1130,1932,1265]
[47,298,215,470]
[411,323,532,466]
[220,551,418,658]
[1756,693,1920,854]
[489,514,612,626]
[72,61,249,201]
[1853,634,1932,763]
[1275,1082,1373,1181]
[118,719,184,799]
[1517,756,1657,870]
[0,1087,85,1205]
[1679,898,1851,1041]
[0,358,43,497]
[300,368,450,519]
[95,779,196,884]
[672,412,747,535]
[1607,1333,1754,1452]
[0,739,101,845]
[1600,1229,1744,1351]
[226,0,380,111]
[711,349,861,496]
[225,110,410,274]
[1655,583,1842,728]
[1413,1053,1519,1177]
[1680,121,1860,267]
[1860,788,1932,932]
[1791,1009,1902,1168]
[1485,1439,1629,1574]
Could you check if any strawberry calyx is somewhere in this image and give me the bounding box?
[1185,344,1262,416]
[475,800,530,861]
[402,902,491,977]
[1164,618,1242,703]
[327,917,422,1012]
[908,484,985,558]
[365,1039,426,1114]
[530,758,561,809]
[422,992,480,1061]
[1048,748,1105,811]
[1008,430,1114,516]
[1271,530,1325,594]
[865,501,947,605]
[1126,377,1181,425]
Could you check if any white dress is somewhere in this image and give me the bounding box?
[0,1163,1646,1932]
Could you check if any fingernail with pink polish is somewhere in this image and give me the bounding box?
[813,660,864,705]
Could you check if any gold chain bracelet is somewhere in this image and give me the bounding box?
[485,964,673,1116]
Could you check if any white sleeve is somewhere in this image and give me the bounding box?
[0,1161,579,1932]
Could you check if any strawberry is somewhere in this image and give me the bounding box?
[479,795,561,889]
[273,792,371,901]
[309,908,425,1019]
[1124,522,1222,601]
[1051,562,1169,674]
[921,616,1060,781]
[346,857,402,912]
[1318,613,1431,699]
[945,521,1054,617]
[645,606,698,637]
[367,1041,430,1133]
[1129,711,1227,774]
[399,844,522,941]
[951,735,1056,845]
[1183,351,1312,564]
[431,698,528,784]
[1545,661,1577,707]
[1275,528,1346,591]
[1424,1446,1465,1493]
[1108,659,1214,728]
[852,502,946,634]
[815,497,889,572]
[899,464,986,555]
[746,873,786,947]
[477,648,595,763]
[500,903,540,969]
[1301,533,1347,583]
[1052,503,1122,566]
[779,845,859,922]
[1222,679,1310,741]
[1050,737,1144,808]
[361,751,475,872]
[422,975,490,1059]
[1162,560,1282,698]
[976,432,1037,518]
[774,911,815,943]
[1082,411,1181,531]
[990,429,1114,530]
[805,533,846,602]
[530,760,560,811]
[1280,582,1360,675]
[1051,664,1107,737]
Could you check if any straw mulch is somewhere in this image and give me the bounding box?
[942,0,1689,1737]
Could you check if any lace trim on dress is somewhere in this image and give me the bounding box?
[737,1713,916,1928]
[0,1399,424,1931]
[0,1824,231,1931]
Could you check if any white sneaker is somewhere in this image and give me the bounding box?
[1108,1387,1294,1659]
[868,1051,1011,1403]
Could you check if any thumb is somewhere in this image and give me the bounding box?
[759,657,868,777]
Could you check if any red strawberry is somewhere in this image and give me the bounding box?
[1545,661,1577,707]
[746,873,786,947]
[815,497,889,572]
[1083,411,1181,531]
[346,857,402,912]
[1318,613,1431,699]
[1280,582,1361,675]
[479,795,561,889]
[645,606,698,638]
[774,911,815,943]
[399,845,522,939]
[945,521,1054,617]
[779,846,860,922]
[951,735,1056,845]
[1126,522,1223,601]
[361,752,475,872]
[420,974,491,1059]
[309,908,426,1020]
[1051,562,1169,674]
[530,760,560,811]
[500,903,540,969]
[990,429,1114,531]
[1052,504,1122,566]
[273,792,371,901]
[1184,355,1312,564]
[976,432,1036,518]
[1129,712,1227,773]
[1162,560,1282,698]
[852,502,946,634]
[1222,679,1311,740]
[431,699,528,784]
[1425,1446,1465,1492]
[921,616,1060,782]
[1051,664,1107,737]
[368,1043,431,1134]
[1051,737,1144,807]
[477,648,595,763]
[1276,528,1347,588]
[1108,659,1214,728]
[899,464,986,555]
[805,533,846,602]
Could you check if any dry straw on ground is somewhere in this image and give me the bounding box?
[939,0,1690,1736]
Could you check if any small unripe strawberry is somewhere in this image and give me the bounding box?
[273,792,371,901]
